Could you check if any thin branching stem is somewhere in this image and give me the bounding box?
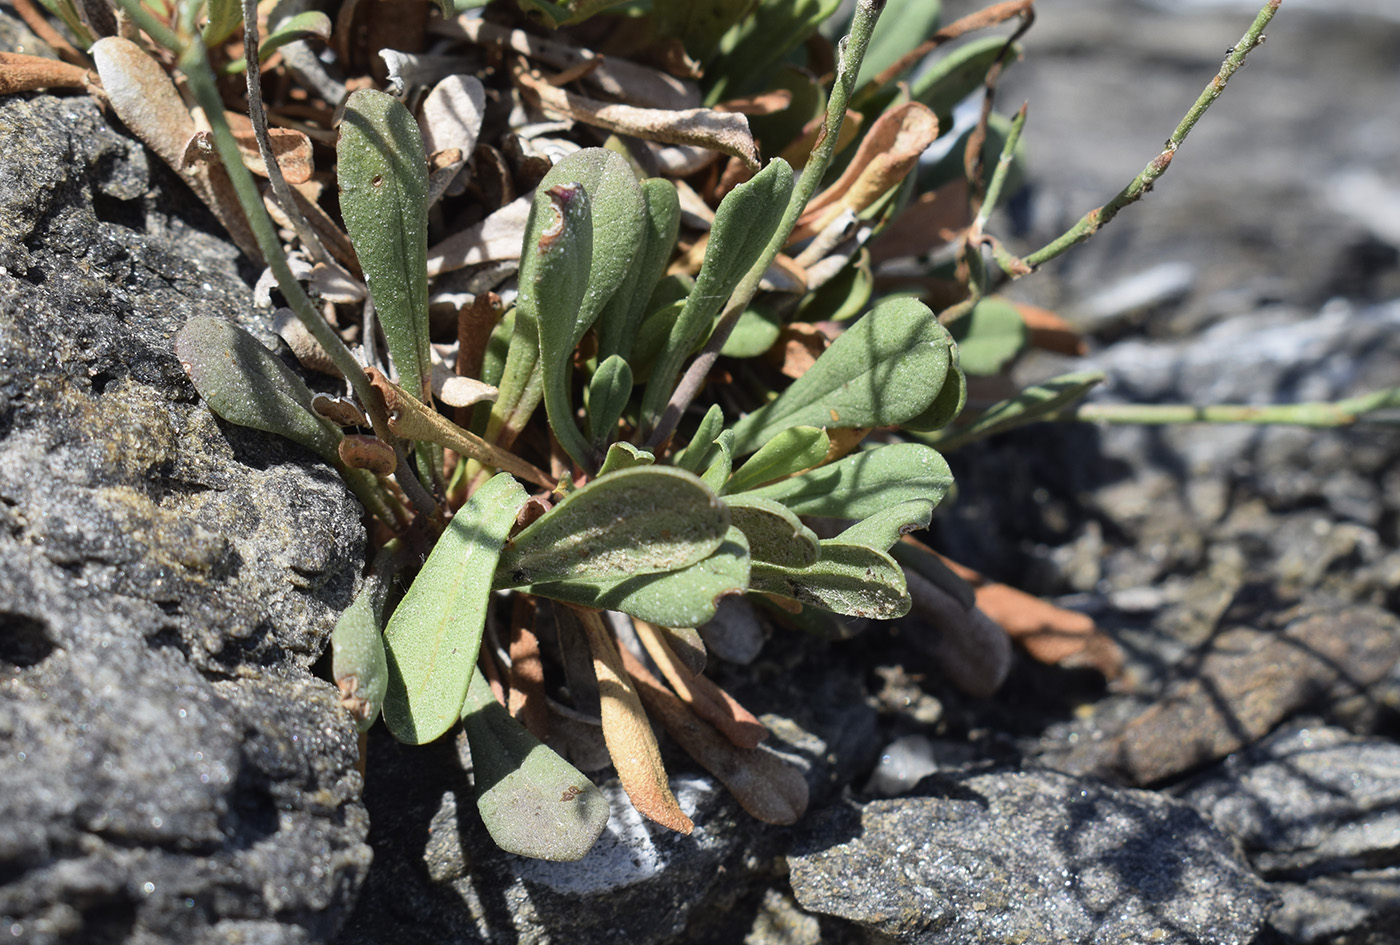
[1014,0,1281,272]
[239,0,336,269]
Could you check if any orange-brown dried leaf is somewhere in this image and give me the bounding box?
[620,646,807,826]
[791,102,940,242]
[507,595,549,739]
[935,551,1123,678]
[633,620,767,750]
[768,323,829,380]
[869,179,972,265]
[1013,301,1087,357]
[577,609,694,834]
[0,52,89,94]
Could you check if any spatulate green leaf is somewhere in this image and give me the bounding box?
[750,541,910,619]
[382,473,530,745]
[673,404,726,474]
[461,670,609,861]
[701,430,735,494]
[596,441,654,477]
[331,551,399,734]
[338,89,431,402]
[587,354,634,448]
[527,528,751,627]
[596,178,681,364]
[175,317,341,464]
[726,426,829,494]
[725,494,820,568]
[747,442,951,518]
[496,467,728,587]
[729,297,954,454]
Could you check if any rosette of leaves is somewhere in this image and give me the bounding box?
[81,0,1276,863]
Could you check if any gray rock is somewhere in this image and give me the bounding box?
[0,91,369,942]
[788,768,1275,945]
[1183,725,1400,942]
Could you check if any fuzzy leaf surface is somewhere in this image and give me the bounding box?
[338,89,431,401]
[750,541,910,619]
[833,499,934,553]
[526,527,750,627]
[725,494,820,568]
[729,298,953,454]
[496,467,727,587]
[175,317,340,464]
[461,671,609,860]
[949,296,1027,376]
[746,442,951,519]
[382,474,529,745]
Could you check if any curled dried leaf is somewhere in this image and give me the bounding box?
[511,58,759,172]
[633,619,767,750]
[339,434,397,475]
[0,52,90,93]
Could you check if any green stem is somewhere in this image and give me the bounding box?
[974,101,1028,233]
[1013,0,1281,273]
[649,0,884,447]
[1063,387,1400,427]
[111,0,179,48]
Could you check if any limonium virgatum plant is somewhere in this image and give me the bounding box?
[1,0,1308,860]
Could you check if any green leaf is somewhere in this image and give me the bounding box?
[747,442,951,518]
[914,36,1019,131]
[902,358,966,433]
[949,296,1028,376]
[725,494,819,567]
[174,317,341,464]
[520,149,646,471]
[855,0,941,89]
[718,304,782,359]
[587,354,634,448]
[520,181,597,469]
[338,89,431,402]
[596,441,654,476]
[926,370,1104,451]
[705,0,843,104]
[202,0,244,46]
[460,670,609,861]
[528,527,751,627]
[260,10,332,57]
[796,247,874,325]
[750,541,910,619]
[673,404,726,474]
[641,158,794,431]
[330,561,393,734]
[729,297,953,454]
[726,426,829,494]
[653,0,759,64]
[701,429,735,494]
[834,499,933,553]
[381,473,529,745]
[596,178,682,364]
[496,466,728,587]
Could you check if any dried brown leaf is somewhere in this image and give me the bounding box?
[620,646,808,826]
[869,178,972,265]
[507,594,549,739]
[1013,301,1088,357]
[511,57,759,172]
[577,608,694,834]
[0,52,90,94]
[427,194,532,277]
[791,102,940,242]
[633,620,767,750]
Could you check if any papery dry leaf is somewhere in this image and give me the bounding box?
[273,307,340,376]
[339,434,396,475]
[450,16,699,111]
[0,52,90,93]
[511,57,759,172]
[184,126,315,185]
[933,551,1123,678]
[777,108,861,170]
[432,363,498,408]
[869,178,972,265]
[619,646,808,826]
[716,90,793,116]
[1013,301,1088,357]
[422,74,486,156]
[577,608,694,834]
[769,323,829,380]
[91,38,260,261]
[759,254,807,295]
[427,194,533,277]
[633,620,767,750]
[791,102,940,242]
